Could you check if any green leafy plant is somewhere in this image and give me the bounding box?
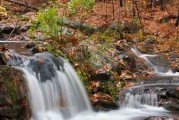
[45,41,63,56]
[67,0,95,16]
[30,6,59,38]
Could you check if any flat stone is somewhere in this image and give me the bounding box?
[0,24,20,33]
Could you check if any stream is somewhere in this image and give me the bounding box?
[1,42,179,120]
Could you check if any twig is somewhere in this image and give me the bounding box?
[7,20,19,41]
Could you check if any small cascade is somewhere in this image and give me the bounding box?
[131,47,179,76]
[9,52,92,120]
[122,93,158,108]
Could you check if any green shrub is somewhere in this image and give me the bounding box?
[67,0,95,16]
[30,6,59,38]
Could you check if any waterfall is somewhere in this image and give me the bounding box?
[5,49,176,120]
[131,47,179,76]
[9,52,92,120]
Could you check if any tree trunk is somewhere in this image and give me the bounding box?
[134,0,143,34]
[132,0,136,17]
[119,0,123,7]
[117,0,122,39]
[175,7,179,27]
[149,0,153,8]
[160,0,164,11]
[146,0,153,9]
[112,0,115,19]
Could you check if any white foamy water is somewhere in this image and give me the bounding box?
[9,52,176,120]
[122,93,158,108]
[14,53,92,120]
[131,47,179,77]
[69,106,170,120]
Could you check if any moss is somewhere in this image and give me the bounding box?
[0,65,29,119]
[0,66,18,102]
[100,79,119,100]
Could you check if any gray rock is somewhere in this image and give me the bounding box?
[58,16,71,25]
[18,35,25,41]
[0,24,13,33]
[19,24,30,31]
[0,24,20,33]
[91,93,118,111]
[26,42,37,48]
[123,55,136,71]
[144,37,156,44]
[96,69,110,80]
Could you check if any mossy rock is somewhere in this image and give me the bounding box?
[0,65,30,119]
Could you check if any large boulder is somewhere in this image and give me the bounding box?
[0,66,30,119]
[90,92,118,111]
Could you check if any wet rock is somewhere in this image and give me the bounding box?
[162,102,179,112]
[95,69,110,80]
[0,32,4,38]
[144,37,156,44]
[136,43,153,54]
[90,92,118,111]
[0,24,13,33]
[32,45,43,53]
[0,53,7,65]
[168,90,179,99]
[145,116,178,120]
[0,66,30,119]
[0,24,20,33]
[172,66,179,73]
[170,54,179,59]
[19,24,30,32]
[113,63,125,75]
[25,42,37,49]
[159,92,167,99]
[18,35,25,41]
[123,55,136,71]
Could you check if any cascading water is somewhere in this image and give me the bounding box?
[122,93,158,108]
[131,47,179,76]
[9,52,92,120]
[6,49,177,120]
